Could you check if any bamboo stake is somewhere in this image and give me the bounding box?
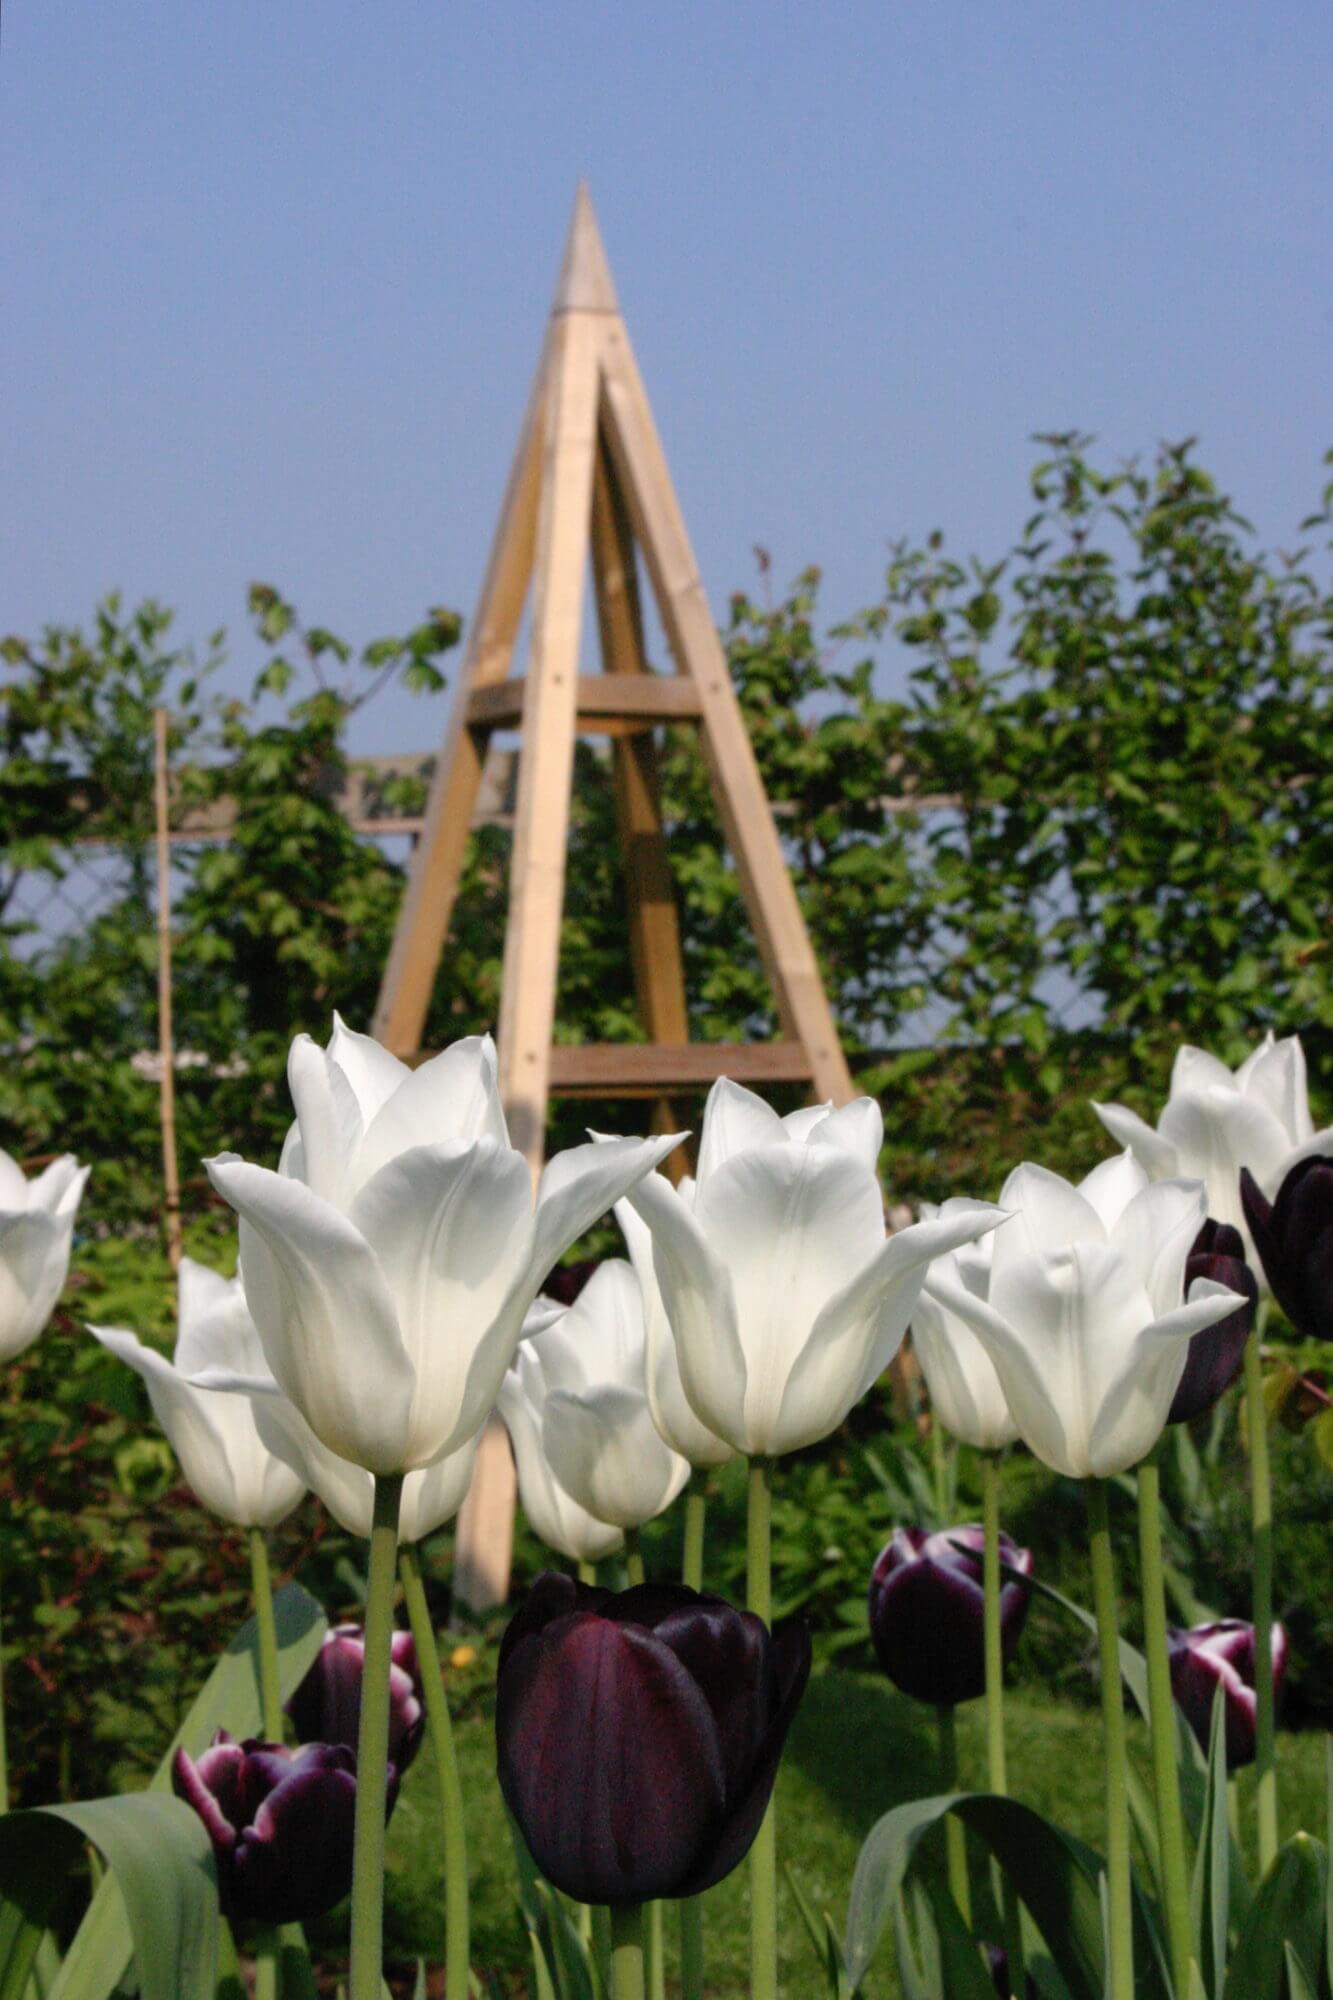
[153,707,183,1274]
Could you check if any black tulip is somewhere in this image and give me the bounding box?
[495,1572,810,1907]
[1168,1618,1288,1768]
[173,1729,389,1925]
[1168,1219,1258,1423]
[868,1525,1033,1706]
[1241,1156,1333,1343]
[286,1623,425,1774]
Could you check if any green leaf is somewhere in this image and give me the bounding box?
[0,1794,216,2000]
[1224,1835,1329,2000]
[1190,1686,1233,1994]
[1284,1940,1321,2000]
[786,1865,854,1997]
[922,1876,1000,1998]
[45,1583,325,2000]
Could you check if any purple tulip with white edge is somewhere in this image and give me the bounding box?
[196,1016,684,1476]
[173,1730,379,1925]
[1168,1619,1288,1767]
[496,1573,810,1906]
[287,1625,424,1773]
[868,1526,1034,1706]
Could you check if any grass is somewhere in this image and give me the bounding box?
[313,1654,1330,1996]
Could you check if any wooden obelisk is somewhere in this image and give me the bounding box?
[374,187,854,1606]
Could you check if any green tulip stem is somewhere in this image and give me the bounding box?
[679,1475,707,2000]
[746,1457,778,2000]
[577,1559,598,1587]
[1087,1479,1133,2000]
[611,1902,646,2000]
[252,1925,280,2000]
[645,1900,665,2000]
[624,1528,645,1589]
[682,1479,706,1594]
[1137,1448,1193,2000]
[1245,1304,1279,1871]
[981,1453,1024,1994]
[0,1546,9,1814]
[935,1704,971,1927]
[348,1472,403,2000]
[398,1544,469,2000]
[248,1529,283,1742]
[592,1906,613,1990]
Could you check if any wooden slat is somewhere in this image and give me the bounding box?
[598,318,856,1111]
[466,671,700,731]
[548,1040,814,1094]
[371,330,550,1055]
[493,307,605,1165]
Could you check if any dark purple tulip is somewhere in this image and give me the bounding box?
[1241,1156,1333,1343]
[286,1623,424,1774]
[1168,1619,1289,1767]
[868,1526,1034,1707]
[173,1729,391,1925]
[1168,1219,1258,1423]
[496,1572,810,1907]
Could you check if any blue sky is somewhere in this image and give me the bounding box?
[3,2,1330,752]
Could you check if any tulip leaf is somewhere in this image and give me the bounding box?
[843,1789,1170,2000]
[922,1876,1000,1999]
[0,1794,216,2000]
[786,1865,855,1998]
[1189,1687,1232,1994]
[42,1581,326,2000]
[1223,1835,1329,2000]
[1285,1941,1321,2000]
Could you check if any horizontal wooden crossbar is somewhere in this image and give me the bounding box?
[547,1040,814,1095]
[466,672,702,732]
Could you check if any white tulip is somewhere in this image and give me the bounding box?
[625,1077,1006,1458]
[201,1016,682,1475]
[1093,1033,1333,1272]
[615,1184,733,1468]
[249,1393,478,1544]
[0,1149,89,1362]
[911,1199,1019,1452]
[90,1258,305,1529]
[498,1305,624,1565]
[533,1261,692,1531]
[924,1157,1247,1478]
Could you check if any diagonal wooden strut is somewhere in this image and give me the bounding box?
[373,186,855,1607]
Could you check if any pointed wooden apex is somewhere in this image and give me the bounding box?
[552,183,620,316]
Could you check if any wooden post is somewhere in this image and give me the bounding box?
[153,708,183,1274]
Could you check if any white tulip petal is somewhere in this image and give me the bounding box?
[694,1144,887,1452]
[804,1098,885,1174]
[287,1037,363,1207]
[206,1155,416,1475]
[328,1014,411,1123]
[626,1169,748,1453]
[174,1259,269,1380]
[0,1210,72,1361]
[695,1078,784,1184]
[399,1435,481,1545]
[27,1155,87,1217]
[352,1037,509,1191]
[498,1361,623,1563]
[253,1393,374,1536]
[616,1199,732,1467]
[1170,1046,1237,1097]
[93,1325,304,1529]
[1110,1178,1208,1318]
[0,1150,28,1208]
[771,1203,1005,1454]
[544,1385,691,1529]
[1077,1152,1149,1233]
[526,1134,684,1298]
[350,1139,533,1468]
[911,1286,1018,1451]
[781,1103,834,1142]
[1238,1034,1312,1145]
[1158,1091,1289,1227]
[1085,1279,1247,1477]
[990,1163,1104,1293]
[1091,1101,1180,1179]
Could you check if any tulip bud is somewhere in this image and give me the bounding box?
[286,1624,425,1774]
[173,1730,384,1925]
[1168,1618,1288,1767]
[496,1573,810,1906]
[868,1526,1033,1706]
[1168,1219,1258,1424]
[1241,1156,1333,1345]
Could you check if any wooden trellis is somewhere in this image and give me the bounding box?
[373,187,854,1606]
